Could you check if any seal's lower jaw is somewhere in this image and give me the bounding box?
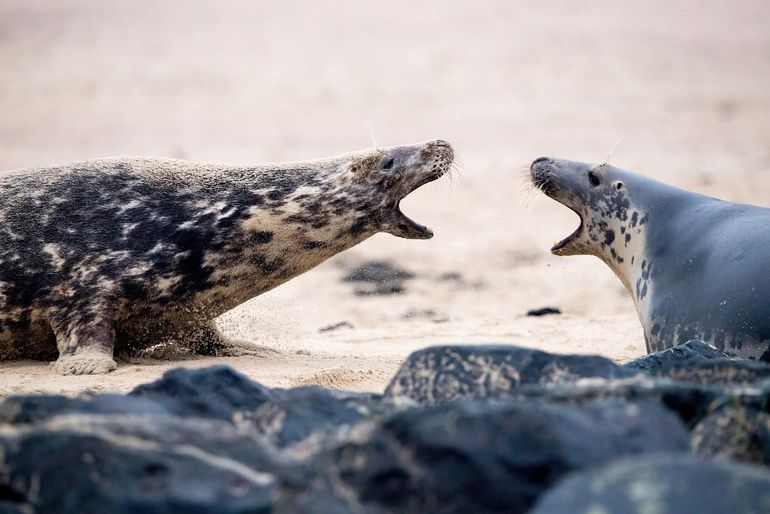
[385,203,434,240]
[551,209,583,256]
[383,163,450,240]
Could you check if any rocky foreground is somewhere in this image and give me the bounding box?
[2,341,770,513]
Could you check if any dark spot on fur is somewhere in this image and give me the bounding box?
[250,231,274,244]
[349,218,369,237]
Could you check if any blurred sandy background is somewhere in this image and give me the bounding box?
[0,0,769,395]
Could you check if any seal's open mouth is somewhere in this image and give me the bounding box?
[391,200,435,239]
[551,207,583,254]
[385,142,453,240]
[529,158,583,255]
[389,166,450,240]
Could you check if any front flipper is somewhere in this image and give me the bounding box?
[49,306,117,375]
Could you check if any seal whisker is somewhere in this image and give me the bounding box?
[520,182,542,229]
[361,121,380,150]
[604,138,623,165]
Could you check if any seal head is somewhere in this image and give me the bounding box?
[341,139,453,240]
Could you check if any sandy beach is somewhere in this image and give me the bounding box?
[0,0,769,395]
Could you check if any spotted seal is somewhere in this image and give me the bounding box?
[530,157,770,359]
[0,140,453,374]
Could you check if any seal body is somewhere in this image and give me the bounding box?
[0,140,453,374]
[531,157,770,359]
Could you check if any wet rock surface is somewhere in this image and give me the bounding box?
[384,345,636,405]
[530,455,770,514]
[3,343,770,513]
[623,339,730,372]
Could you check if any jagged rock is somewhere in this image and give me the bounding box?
[658,359,770,385]
[530,455,770,514]
[129,366,276,421]
[624,340,729,373]
[244,387,374,448]
[0,415,283,514]
[0,394,171,425]
[384,345,635,405]
[692,405,770,464]
[309,400,689,514]
[130,366,392,448]
[624,341,770,385]
[513,375,770,428]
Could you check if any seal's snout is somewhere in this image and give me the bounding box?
[529,156,558,196]
[428,139,454,156]
[424,139,455,178]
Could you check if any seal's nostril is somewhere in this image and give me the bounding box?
[532,157,550,166]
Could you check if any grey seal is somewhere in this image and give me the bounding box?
[530,157,770,359]
[0,139,453,374]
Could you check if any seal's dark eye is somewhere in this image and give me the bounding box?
[616,182,623,190]
[382,158,395,170]
[588,171,601,187]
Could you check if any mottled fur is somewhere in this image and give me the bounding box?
[0,140,453,374]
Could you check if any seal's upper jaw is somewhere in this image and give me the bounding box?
[380,139,454,240]
[530,157,587,256]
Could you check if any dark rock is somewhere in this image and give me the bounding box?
[245,387,372,448]
[342,261,415,283]
[692,405,770,464]
[342,261,415,296]
[319,321,355,333]
[384,345,635,405]
[526,307,561,317]
[0,415,282,514]
[623,340,730,372]
[658,359,770,385]
[625,341,770,385]
[0,394,171,425]
[312,400,689,514]
[130,367,389,448]
[353,283,405,296]
[434,271,485,290]
[513,375,770,428]
[129,365,276,421]
[436,271,463,282]
[401,309,449,323]
[530,455,770,514]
